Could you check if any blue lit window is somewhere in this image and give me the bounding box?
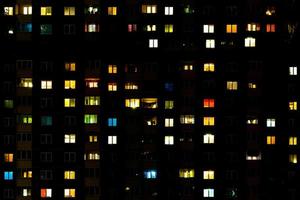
[41,116,52,126]
[20,23,32,32]
[4,171,13,180]
[108,118,117,127]
[144,170,157,179]
[164,82,174,92]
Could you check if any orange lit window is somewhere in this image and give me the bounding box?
[65,62,76,71]
[226,24,237,33]
[108,82,117,91]
[4,153,13,162]
[108,64,117,74]
[266,24,276,32]
[203,99,215,108]
[267,136,276,145]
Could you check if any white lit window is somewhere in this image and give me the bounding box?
[146,25,156,32]
[149,39,158,48]
[203,24,214,33]
[266,118,276,127]
[164,6,173,15]
[164,136,174,145]
[206,39,215,48]
[245,37,256,47]
[165,118,174,127]
[289,66,297,76]
[203,170,214,180]
[88,24,96,32]
[23,6,32,15]
[23,189,31,197]
[64,134,76,143]
[4,7,14,16]
[246,153,262,160]
[203,133,214,144]
[108,136,117,144]
[203,188,214,197]
[180,115,195,124]
[64,189,76,198]
[41,80,52,89]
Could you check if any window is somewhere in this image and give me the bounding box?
[4,7,14,16]
[246,153,262,160]
[19,78,33,88]
[164,136,174,145]
[23,170,32,178]
[165,100,174,109]
[206,39,215,48]
[64,189,76,198]
[164,6,173,15]
[40,24,52,35]
[266,118,276,127]
[289,66,297,75]
[64,7,75,16]
[108,136,117,144]
[142,5,157,14]
[40,188,52,198]
[41,80,52,89]
[203,133,215,144]
[247,23,261,32]
[289,137,297,146]
[4,153,14,162]
[226,24,237,33]
[248,82,257,89]
[86,6,99,14]
[108,64,117,74]
[23,6,32,15]
[108,82,117,91]
[247,118,258,124]
[85,78,99,88]
[108,118,117,127]
[64,98,76,107]
[19,115,32,124]
[165,82,174,91]
[203,63,215,72]
[19,23,32,32]
[289,154,297,164]
[267,136,276,145]
[108,7,117,15]
[203,24,214,33]
[165,118,174,127]
[226,81,238,90]
[85,153,100,160]
[149,39,158,48]
[41,116,52,126]
[203,99,215,108]
[89,136,98,142]
[128,24,137,32]
[4,171,13,180]
[64,80,76,89]
[179,169,194,178]
[23,189,31,197]
[41,7,52,16]
[64,24,76,35]
[124,82,138,90]
[183,64,193,71]
[164,24,173,33]
[180,115,195,124]
[84,96,100,106]
[65,62,76,71]
[203,170,214,180]
[85,24,100,32]
[64,171,75,180]
[64,134,76,143]
[4,100,14,109]
[84,114,97,124]
[245,37,256,47]
[203,189,214,197]
[142,98,158,109]
[145,25,156,32]
[289,101,297,110]
[125,99,140,109]
[266,24,276,32]
[144,170,157,179]
[203,117,215,126]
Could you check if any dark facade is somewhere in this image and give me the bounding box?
[0,0,300,200]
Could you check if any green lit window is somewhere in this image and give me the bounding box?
[84,114,97,124]
[4,100,14,108]
[164,100,174,109]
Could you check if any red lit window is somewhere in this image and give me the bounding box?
[266,24,276,32]
[128,24,137,32]
[203,99,215,108]
[40,188,51,198]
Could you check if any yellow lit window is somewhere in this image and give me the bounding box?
[41,80,52,89]
[23,6,32,15]
[4,153,13,162]
[179,169,194,178]
[247,118,258,124]
[248,83,256,89]
[108,82,117,91]
[203,170,214,180]
[226,24,237,33]
[203,99,215,108]
[64,7,75,16]
[164,24,173,33]
[226,81,238,90]
[21,115,32,124]
[108,64,117,74]
[64,189,76,198]
[64,171,75,180]
[64,80,76,89]
[142,98,158,109]
[266,136,276,145]
[41,7,52,16]
[165,100,174,109]
[245,37,256,47]
[108,7,117,15]
[266,24,276,32]
[85,153,100,160]
[165,118,174,127]
[64,134,76,143]
[85,78,99,88]
[20,78,33,88]
[265,7,275,16]
[180,115,195,124]
[64,98,76,107]
[247,23,261,32]
[289,154,297,164]
[289,137,297,146]
[23,171,32,178]
[289,101,297,111]
[146,25,156,32]
[203,63,215,72]
[125,98,140,109]
[65,62,76,71]
[203,117,215,126]
[89,136,98,142]
[142,5,157,14]
[4,7,14,16]
[183,65,193,71]
[84,96,100,106]
[124,82,138,90]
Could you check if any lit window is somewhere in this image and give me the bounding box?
[266,136,276,145]
[265,7,276,16]
[64,171,75,180]
[85,24,100,32]
[248,82,256,89]
[289,101,297,111]
[64,80,76,89]
[226,24,237,33]
[84,114,98,124]
[20,115,33,124]
[184,5,194,14]
[85,78,99,88]
[108,64,117,74]
[108,7,117,15]
[180,115,195,124]
[183,64,193,71]
[203,24,214,33]
[4,99,14,108]
[145,25,156,32]
[289,137,297,146]
[203,133,214,144]
[19,78,33,88]
[64,189,76,198]
[164,136,174,145]
[64,134,76,143]
[124,82,138,90]
[203,63,215,72]
[142,5,157,14]
[165,100,174,109]
[64,98,76,107]
[4,171,13,180]
[85,153,100,160]
[247,118,258,124]
[4,153,13,162]
[203,189,214,197]
[4,7,14,16]
[289,66,297,75]
[165,118,174,127]
[108,118,117,127]
[108,136,117,144]
[247,23,261,32]
[41,80,52,89]
[84,96,100,106]
[179,169,194,178]
[203,170,214,180]
[108,82,117,91]
[206,39,215,48]
[23,6,32,15]
[164,24,173,33]
[164,6,173,15]
[245,37,256,47]
[226,81,238,90]
[266,24,276,32]
[41,116,52,126]
[149,39,158,48]
[65,62,76,71]
[203,117,215,126]
[64,7,75,16]
[125,98,140,109]
[203,99,215,108]
[40,188,52,198]
[89,136,98,142]
[23,170,32,178]
[142,98,158,109]
[144,170,157,179]
[128,24,137,32]
[266,118,276,127]
[289,154,297,164]
[87,6,99,14]
[40,24,52,35]
[41,7,52,16]
[145,117,157,126]
[23,189,31,197]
